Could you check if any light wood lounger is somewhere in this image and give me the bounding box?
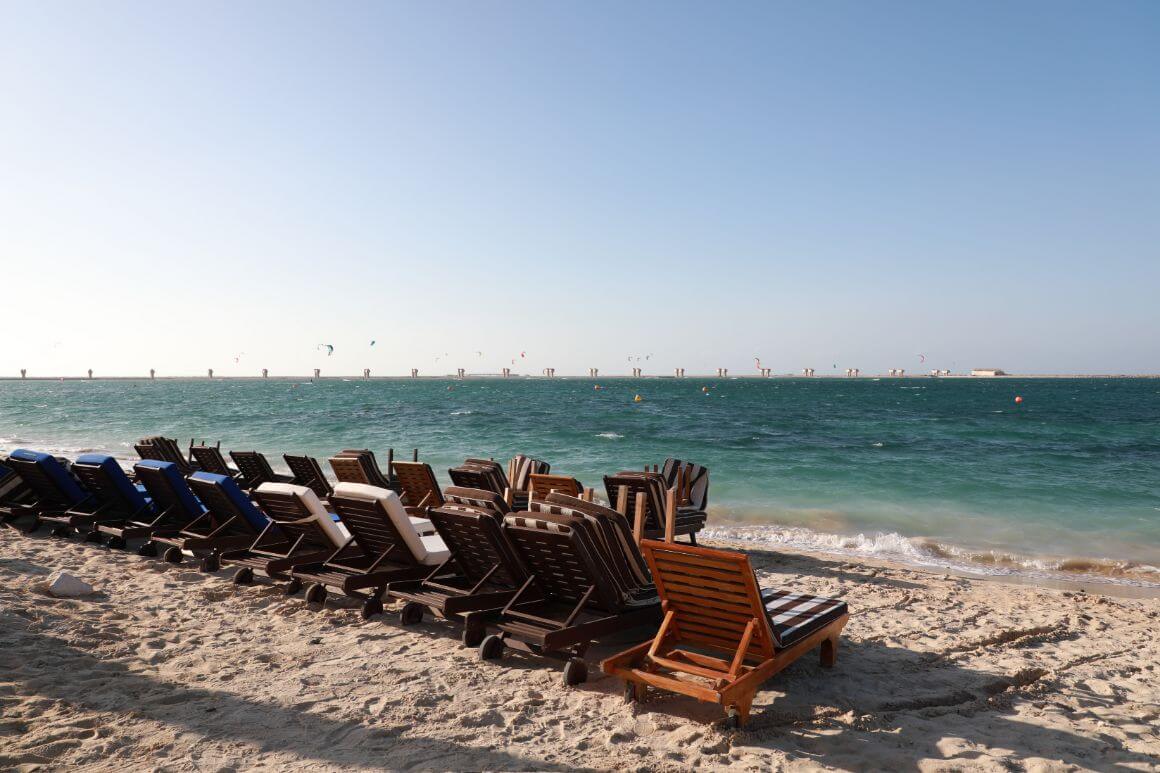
[391,460,445,513]
[602,540,848,727]
[527,473,584,501]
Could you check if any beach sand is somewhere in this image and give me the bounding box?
[1,526,1157,772]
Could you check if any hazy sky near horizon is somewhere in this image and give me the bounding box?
[2,1,1158,377]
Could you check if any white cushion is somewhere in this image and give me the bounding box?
[333,481,448,565]
[409,516,434,535]
[256,482,346,548]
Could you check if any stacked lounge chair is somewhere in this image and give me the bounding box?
[1,450,90,533]
[604,470,706,544]
[229,450,291,489]
[188,444,240,479]
[135,436,196,475]
[387,486,527,646]
[602,539,848,727]
[286,482,446,616]
[391,460,445,514]
[328,449,400,493]
[283,454,333,500]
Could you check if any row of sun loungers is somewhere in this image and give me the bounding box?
[0,441,847,726]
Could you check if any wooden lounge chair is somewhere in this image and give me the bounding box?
[0,457,33,524]
[447,461,507,497]
[1,449,92,533]
[288,482,449,616]
[136,436,196,475]
[133,463,260,568]
[180,472,272,571]
[602,540,849,727]
[476,513,660,686]
[661,458,710,513]
[604,471,705,544]
[67,454,187,548]
[387,487,526,645]
[229,450,291,489]
[218,482,338,585]
[507,454,549,510]
[283,453,333,500]
[189,444,239,479]
[391,460,445,513]
[527,473,584,501]
[329,449,400,493]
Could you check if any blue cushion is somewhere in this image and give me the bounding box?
[74,454,150,512]
[9,448,87,504]
[189,472,269,532]
[135,459,204,518]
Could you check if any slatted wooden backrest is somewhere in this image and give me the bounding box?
[135,443,164,463]
[70,463,139,515]
[641,539,776,661]
[447,466,500,494]
[250,488,334,551]
[186,476,263,535]
[328,493,413,563]
[189,446,232,476]
[6,458,82,507]
[528,473,582,500]
[329,455,370,485]
[338,449,394,489]
[133,464,184,514]
[429,507,525,586]
[284,454,333,499]
[603,474,666,532]
[391,461,445,508]
[443,486,511,519]
[502,518,620,611]
[229,451,277,489]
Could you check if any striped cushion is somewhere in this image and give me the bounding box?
[763,589,848,647]
[504,514,572,534]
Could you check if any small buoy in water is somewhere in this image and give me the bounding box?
[1014,395,1023,404]
[447,385,454,391]
[594,384,601,391]
[633,394,643,403]
[701,386,709,393]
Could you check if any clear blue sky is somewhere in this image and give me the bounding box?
[2,1,1157,376]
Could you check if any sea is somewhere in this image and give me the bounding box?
[2,376,1158,589]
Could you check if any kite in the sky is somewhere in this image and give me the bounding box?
[370,340,376,347]
[234,352,245,364]
[918,353,927,363]
[318,344,334,356]
[476,351,483,357]
[754,357,762,370]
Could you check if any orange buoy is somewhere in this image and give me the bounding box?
[701,386,709,393]
[1014,395,1023,404]
[594,384,601,391]
[633,394,643,403]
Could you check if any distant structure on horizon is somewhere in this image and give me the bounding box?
[802,368,815,377]
[929,369,952,377]
[970,368,1007,377]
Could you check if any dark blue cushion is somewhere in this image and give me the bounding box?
[74,454,150,512]
[135,459,204,518]
[189,472,268,532]
[9,448,87,504]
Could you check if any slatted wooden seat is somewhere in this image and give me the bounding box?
[284,454,333,500]
[66,454,179,547]
[229,450,290,489]
[476,514,660,686]
[0,458,33,520]
[288,484,437,615]
[391,460,445,512]
[189,444,238,478]
[136,436,196,475]
[141,467,264,568]
[330,449,400,492]
[604,472,705,543]
[602,540,848,727]
[218,483,335,584]
[2,449,93,533]
[387,497,528,645]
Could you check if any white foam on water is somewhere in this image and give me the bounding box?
[595,432,624,439]
[702,522,1160,589]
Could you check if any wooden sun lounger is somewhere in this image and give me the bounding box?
[136,436,197,475]
[527,473,584,501]
[218,484,335,585]
[329,449,401,493]
[391,460,445,513]
[476,514,660,686]
[604,472,705,544]
[63,455,175,547]
[602,540,848,727]
[387,487,526,646]
[135,465,262,568]
[229,450,291,489]
[283,454,333,500]
[2,450,93,533]
[189,444,239,479]
[287,486,435,616]
[0,459,33,520]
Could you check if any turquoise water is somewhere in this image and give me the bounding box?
[2,377,1158,584]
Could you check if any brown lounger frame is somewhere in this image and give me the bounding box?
[605,472,704,544]
[144,472,264,570]
[229,450,289,489]
[284,454,333,500]
[602,539,848,727]
[527,473,584,501]
[218,489,334,584]
[391,460,445,513]
[189,444,238,478]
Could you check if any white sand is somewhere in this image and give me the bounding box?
[1,526,1158,772]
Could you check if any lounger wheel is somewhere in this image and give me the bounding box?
[399,601,425,626]
[562,657,588,687]
[478,634,505,661]
[233,567,255,585]
[137,541,159,557]
[106,535,128,550]
[163,547,183,564]
[724,707,742,730]
[24,516,41,534]
[461,623,486,649]
[361,597,384,620]
[50,525,71,538]
[304,583,328,606]
[84,530,104,544]
[200,554,221,573]
[284,578,303,595]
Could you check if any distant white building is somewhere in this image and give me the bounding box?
[970,368,1007,377]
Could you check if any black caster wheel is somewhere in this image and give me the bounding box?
[107,535,128,550]
[462,623,486,648]
[563,657,588,687]
[361,597,384,619]
[399,601,424,626]
[137,541,159,557]
[233,567,254,585]
[50,526,71,538]
[304,583,328,606]
[724,707,742,730]
[84,530,104,544]
[25,517,42,534]
[478,634,505,661]
[163,546,183,564]
[284,578,303,595]
[200,554,221,573]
